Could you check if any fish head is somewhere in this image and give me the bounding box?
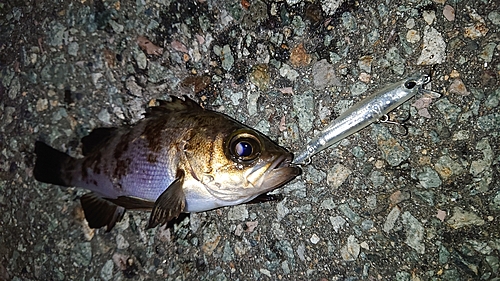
[184,126,301,206]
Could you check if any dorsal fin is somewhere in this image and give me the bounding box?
[145,95,203,118]
[81,127,118,156]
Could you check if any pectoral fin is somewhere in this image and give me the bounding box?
[147,170,186,229]
[80,193,126,231]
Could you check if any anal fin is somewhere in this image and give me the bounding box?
[147,170,186,229]
[80,193,126,231]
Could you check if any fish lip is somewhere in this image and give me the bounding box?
[251,152,301,193]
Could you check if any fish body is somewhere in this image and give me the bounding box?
[34,96,300,230]
[294,73,436,164]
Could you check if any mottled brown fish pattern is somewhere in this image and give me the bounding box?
[34,96,301,230]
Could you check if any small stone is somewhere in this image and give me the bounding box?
[249,64,270,90]
[227,205,249,221]
[435,98,462,125]
[293,91,314,132]
[68,42,79,56]
[350,81,368,96]
[36,98,48,112]
[320,198,336,210]
[406,30,420,44]
[447,207,485,229]
[338,203,360,223]
[477,113,500,131]
[358,55,373,73]
[290,43,311,67]
[214,44,234,71]
[383,206,400,233]
[329,216,346,232]
[436,210,447,222]
[371,124,410,167]
[109,20,124,33]
[310,234,320,244]
[321,0,345,15]
[417,166,442,188]
[116,233,129,249]
[280,63,299,81]
[390,190,410,205]
[464,22,489,39]
[327,164,352,188]
[488,11,500,26]
[417,26,446,65]
[479,42,497,63]
[341,11,357,32]
[423,10,436,25]
[100,260,114,281]
[434,155,463,180]
[312,59,341,88]
[340,235,360,261]
[202,223,221,255]
[443,5,455,21]
[402,212,425,254]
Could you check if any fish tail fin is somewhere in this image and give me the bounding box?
[34,141,73,186]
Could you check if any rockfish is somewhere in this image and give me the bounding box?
[34,96,300,230]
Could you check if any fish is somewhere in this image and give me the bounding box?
[34,96,301,230]
[293,72,440,164]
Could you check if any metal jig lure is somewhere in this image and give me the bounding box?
[293,72,439,165]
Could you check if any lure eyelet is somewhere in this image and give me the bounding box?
[404,80,417,89]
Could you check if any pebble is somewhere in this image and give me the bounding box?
[279,63,299,81]
[327,163,352,188]
[464,22,489,39]
[72,242,92,266]
[227,205,249,221]
[320,198,336,210]
[310,234,320,244]
[371,124,410,167]
[249,64,270,90]
[434,155,463,180]
[435,98,462,125]
[340,235,360,261]
[448,78,470,96]
[401,211,425,254]
[330,216,346,232]
[342,11,357,31]
[312,59,341,88]
[406,30,420,44]
[290,43,311,67]
[417,26,446,65]
[100,259,114,281]
[417,166,442,188]
[350,81,368,96]
[321,0,345,16]
[7,77,20,99]
[36,98,48,112]
[447,207,485,229]
[109,20,124,33]
[443,5,455,21]
[276,198,290,221]
[369,170,385,187]
[385,47,405,75]
[488,11,500,25]
[213,44,234,71]
[338,203,360,224]
[202,223,221,255]
[423,10,436,25]
[293,91,314,132]
[116,233,129,249]
[383,206,400,233]
[479,42,497,63]
[67,42,79,56]
[477,113,500,131]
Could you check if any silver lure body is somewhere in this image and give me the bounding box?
[294,73,432,164]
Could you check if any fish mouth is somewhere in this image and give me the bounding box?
[246,153,302,194]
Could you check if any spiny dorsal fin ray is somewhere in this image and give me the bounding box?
[147,170,186,229]
[145,95,203,118]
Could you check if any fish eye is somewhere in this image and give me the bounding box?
[228,133,262,163]
[404,80,417,89]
